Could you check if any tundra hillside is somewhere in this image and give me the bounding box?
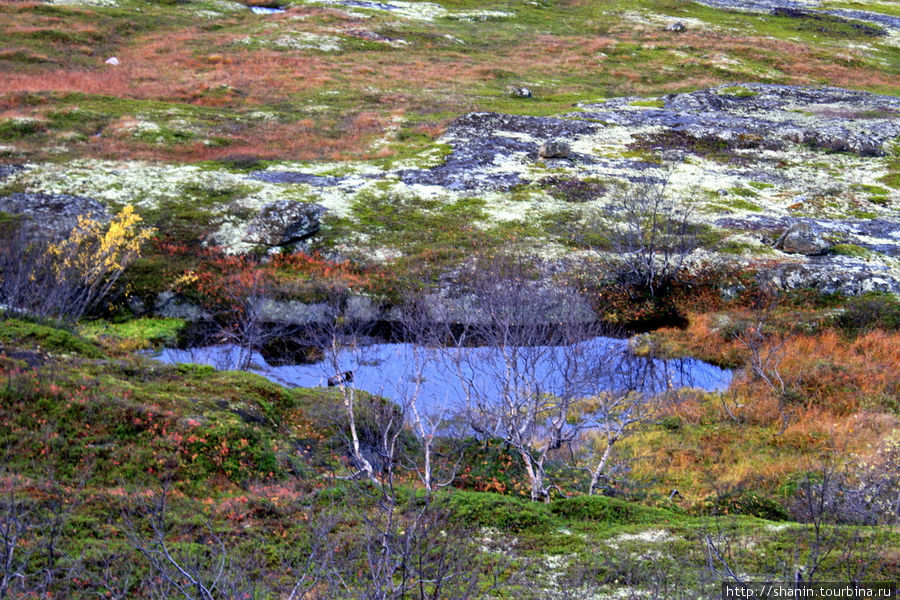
[0,0,898,598]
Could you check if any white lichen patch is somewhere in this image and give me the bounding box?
[302,0,444,20]
[49,0,119,6]
[109,118,161,137]
[276,32,342,51]
[2,116,45,126]
[495,130,540,144]
[609,528,675,545]
[238,31,343,51]
[445,10,514,21]
[13,160,280,211]
[246,111,279,121]
[301,0,511,22]
[617,10,721,33]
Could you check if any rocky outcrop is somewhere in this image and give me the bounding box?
[765,258,900,296]
[399,112,596,191]
[0,193,109,241]
[153,291,209,320]
[689,0,900,31]
[774,223,830,255]
[243,200,325,246]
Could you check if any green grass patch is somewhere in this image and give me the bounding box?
[718,85,758,98]
[748,181,774,190]
[722,196,764,212]
[629,98,665,108]
[0,118,45,140]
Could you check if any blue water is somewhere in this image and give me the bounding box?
[152,337,731,413]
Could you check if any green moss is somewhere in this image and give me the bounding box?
[0,318,104,358]
[718,85,758,98]
[728,186,758,198]
[445,490,555,532]
[132,124,197,146]
[79,317,185,349]
[550,495,676,525]
[858,184,891,205]
[877,169,900,190]
[828,243,872,258]
[748,181,774,190]
[176,362,217,377]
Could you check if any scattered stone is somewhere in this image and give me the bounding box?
[243,201,325,246]
[538,139,571,159]
[153,291,208,320]
[507,86,533,98]
[665,21,686,32]
[0,193,109,241]
[104,56,119,65]
[773,223,831,255]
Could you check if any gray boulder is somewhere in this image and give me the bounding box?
[243,201,324,246]
[0,193,109,241]
[774,223,830,255]
[665,21,686,32]
[153,291,208,320]
[538,139,571,159]
[507,86,532,98]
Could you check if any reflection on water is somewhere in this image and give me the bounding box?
[152,337,731,412]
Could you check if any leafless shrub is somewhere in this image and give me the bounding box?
[434,256,656,501]
[0,469,81,600]
[393,293,469,493]
[345,484,509,600]
[125,485,336,600]
[583,173,701,296]
[732,284,792,432]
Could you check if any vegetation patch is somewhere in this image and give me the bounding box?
[770,8,886,39]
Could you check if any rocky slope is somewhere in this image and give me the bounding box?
[2,84,898,304]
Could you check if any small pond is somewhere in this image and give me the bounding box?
[152,336,732,414]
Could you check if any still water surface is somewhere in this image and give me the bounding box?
[153,337,732,412]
